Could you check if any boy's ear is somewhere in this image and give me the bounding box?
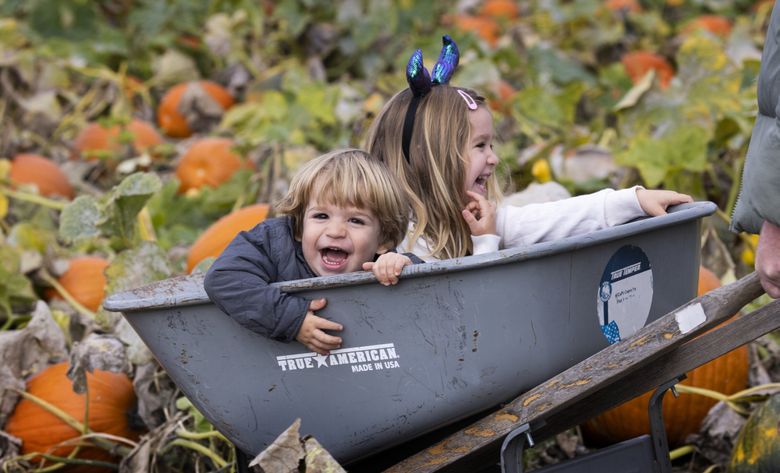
[376,241,394,254]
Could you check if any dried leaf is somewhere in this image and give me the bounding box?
[249,418,304,473]
[67,334,129,393]
[690,401,747,465]
[119,413,182,473]
[303,436,346,473]
[0,301,67,424]
[132,362,177,430]
[614,69,654,111]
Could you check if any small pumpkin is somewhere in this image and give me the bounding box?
[156,80,234,138]
[51,256,110,312]
[446,14,501,47]
[186,203,270,273]
[479,0,519,20]
[4,362,141,472]
[621,51,675,89]
[175,137,251,193]
[581,266,750,447]
[605,0,642,12]
[10,154,74,199]
[728,393,780,473]
[488,79,517,113]
[72,119,163,161]
[682,15,732,38]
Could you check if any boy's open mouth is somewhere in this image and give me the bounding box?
[320,247,349,270]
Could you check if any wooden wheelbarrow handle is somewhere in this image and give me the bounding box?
[385,272,778,473]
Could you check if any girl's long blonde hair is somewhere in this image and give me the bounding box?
[364,86,501,260]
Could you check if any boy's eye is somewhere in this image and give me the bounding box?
[349,217,365,225]
[312,213,328,219]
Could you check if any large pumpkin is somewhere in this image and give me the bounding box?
[581,266,750,447]
[72,119,163,161]
[4,362,140,472]
[10,154,74,199]
[728,393,780,473]
[156,80,234,138]
[175,137,251,193]
[186,203,270,273]
[51,256,110,312]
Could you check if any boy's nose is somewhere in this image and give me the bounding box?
[326,221,347,237]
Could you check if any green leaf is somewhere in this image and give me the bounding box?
[0,246,36,318]
[515,82,584,131]
[59,195,101,244]
[617,125,709,187]
[104,241,172,297]
[528,46,595,86]
[100,172,162,248]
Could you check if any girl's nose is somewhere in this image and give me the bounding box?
[488,149,498,165]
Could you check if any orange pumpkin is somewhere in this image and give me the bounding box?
[581,266,750,447]
[10,154,74,199]
[605,0,642,12]
[186,203,270,273]
[488,79,517,113]
[51,257,110,312]
[446,14,501,47]
[5,362,140,472]
[175,137,251,193]
[156,80,234,138]
[621,51,675,89]
[682,15,732,38]
[72,119,163,161]
[479,0,519,20]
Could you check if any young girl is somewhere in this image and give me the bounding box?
[364,36,693,261]
[204,149,419,355]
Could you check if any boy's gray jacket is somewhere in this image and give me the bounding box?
[204,217,314,343]
[732,1,780,234]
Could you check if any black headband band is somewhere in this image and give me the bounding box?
[401,35,460,163]
[401,95,422,163]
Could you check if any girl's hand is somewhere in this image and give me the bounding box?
[462,190,497,236]
[363,253,412,286]
[295,298,342,355]
[636,189,693,216]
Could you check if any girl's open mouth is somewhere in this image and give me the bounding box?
[473,175,489,194]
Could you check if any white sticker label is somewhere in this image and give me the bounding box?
[276,343,400,373]
[597,246,654,344]
[674,302,706,334]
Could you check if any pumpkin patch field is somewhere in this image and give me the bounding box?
[0,1,778,471]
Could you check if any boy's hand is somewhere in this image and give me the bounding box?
[636,189,693,216]
[462,191,497,236]
[295,298,342,355]
[363,253,412,286]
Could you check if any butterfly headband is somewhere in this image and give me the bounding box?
[402,35,475,163]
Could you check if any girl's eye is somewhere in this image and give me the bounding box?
[476,142,486,149]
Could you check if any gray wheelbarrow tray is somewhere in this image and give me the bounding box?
[103,201,715,464]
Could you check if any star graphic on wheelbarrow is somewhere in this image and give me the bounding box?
[314,353,329,367]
